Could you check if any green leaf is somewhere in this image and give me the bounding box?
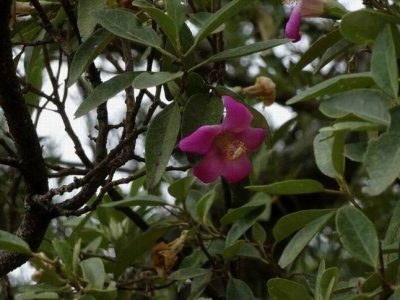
[320,89,391,125]
[315,39,352,73]
[278,211,335,268]
[188,0,257,53]
[207,39,288,62]
[77,0,106,40]
[252,222,266,245]
[0,230,32,255]
[145,102,181,189]
[53,239,73,269]
[383,201,400,255]
[114,224,170,278]
[371,25,399,98]
[80,258,106,289]
[313,131,345,178]
[290,29,343,73]
[246,179,324,195]
[222,241,261,260]
[316,267,339,300]
[389,287,400,300]
[168,176,195,202]
[132,2,180,53]
[319,120,384,133]
[67,28,113,87]
[273,209,336,243]
[132,71,183,89]
[24,45,44,106]
[100,194,168,208]
[92,9,162,49]
[181,93,223,139]
[286,73,374,105]
[363,133,400,195]
[197,192,215,227]
[336,206,379,268]
[340,9,399,44]
[268,278,311,300]
[220,198,266,225]
[74,72,142,118]
[226,206,266,246]
[226,278,255,300]
[169,268,211,280]
[165,0,186,30]
[345,142,368,162]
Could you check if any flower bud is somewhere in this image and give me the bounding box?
[243,76,276,106]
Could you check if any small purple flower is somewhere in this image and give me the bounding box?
[178,96,266,183]
[285,0,324,42]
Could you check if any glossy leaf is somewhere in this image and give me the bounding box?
[74,72,142,118]
[336,206,379,268]
[226,278,255,300]
[246,179,324,195]
[268,278,311,300]
[273,209,336,242]
[278,211,335,268]
[371,25,398,98]
[320,89,391,125]
[67,28,113,87]
[145,102,181,189]
[286,73,374,105]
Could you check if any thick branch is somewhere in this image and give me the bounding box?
[0,0,50,276]
[0,0,48,195]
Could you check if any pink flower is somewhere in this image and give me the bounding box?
[285,0,347,42]
[285,0,324,42]
[178,96,266,183]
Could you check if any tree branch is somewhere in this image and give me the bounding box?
[0,0,51,276]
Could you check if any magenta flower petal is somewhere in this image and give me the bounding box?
[221,96,253,132]
[237,127,266,151]
[178,125,222,154]
[285,7,302,42]
[221,155,252,183]
[192,148,224,183]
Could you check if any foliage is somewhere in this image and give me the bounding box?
[1,0,400,299]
